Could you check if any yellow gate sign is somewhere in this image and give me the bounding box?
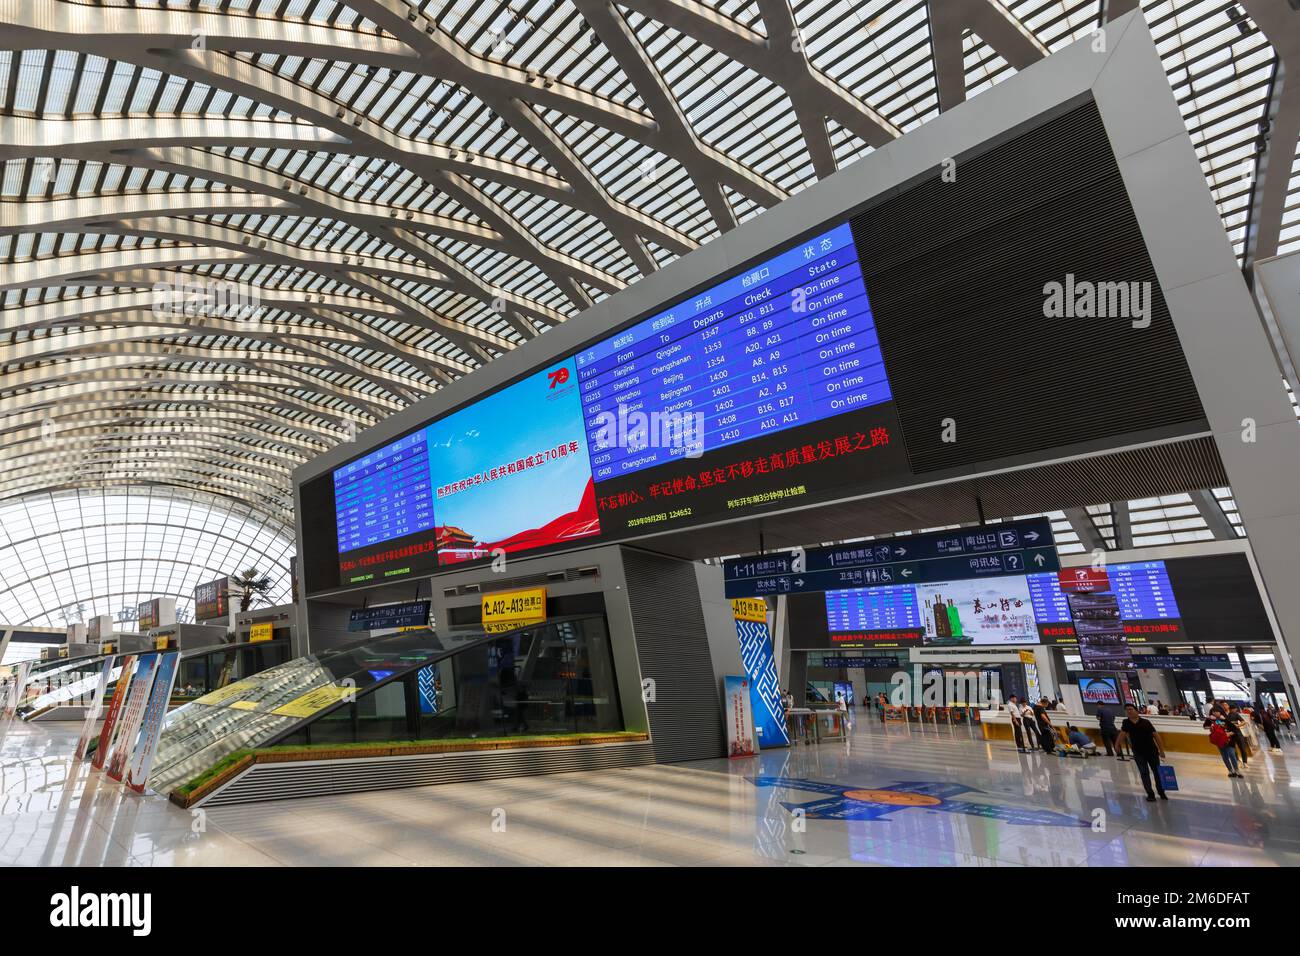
[249,621,274,643]
[194,679,260,707]
[271,684,355,719]
[481,587,547,634]
[731,598,767,623]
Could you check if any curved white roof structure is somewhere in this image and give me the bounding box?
[0,1,1291,616]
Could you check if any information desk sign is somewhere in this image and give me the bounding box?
[348,600,431,633]
[723,518,1058,598]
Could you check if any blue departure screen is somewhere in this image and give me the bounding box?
[825,585,922,632]
[333,428,435,554]
[1110,561,1180,620]
[576,223,890,479]
[1027,571,1074,624]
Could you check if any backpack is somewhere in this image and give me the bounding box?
[1209,723,1230,748]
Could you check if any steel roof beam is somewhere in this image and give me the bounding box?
[928,0,1049,113]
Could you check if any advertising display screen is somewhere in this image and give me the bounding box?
[1080,676,1121,704]
[824,573,1038,647]
[1069,590,1132,671]
[428,362,598,564]
[311,219,909,589]
[194,578,229,623]
[137,599,159,631]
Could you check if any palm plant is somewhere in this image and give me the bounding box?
[230,567,274,612]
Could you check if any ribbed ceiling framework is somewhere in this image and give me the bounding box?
[1,0,1297,522]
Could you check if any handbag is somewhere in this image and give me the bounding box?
[1157,764,1179,791]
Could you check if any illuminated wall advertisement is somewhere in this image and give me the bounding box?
[194,578,229,622]
[137,599,159,631]
[724,675,758,758]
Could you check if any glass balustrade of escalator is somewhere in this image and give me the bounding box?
[16,638,292,722]
[145,614,624,796]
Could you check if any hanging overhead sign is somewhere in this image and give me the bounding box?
[348,600,431,632]
[723,518,1058,599]
[1133,654,1232,670]
[819,656,902,669]
[194,577,230,622]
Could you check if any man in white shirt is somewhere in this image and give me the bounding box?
[1006,695,1029,752]
[1021,700,1041,750]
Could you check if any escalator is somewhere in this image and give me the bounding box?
[146,613,625,797]
[17,637,292,722]
[8,652,119,719]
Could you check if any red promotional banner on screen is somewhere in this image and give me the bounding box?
[1057,567,1111,593]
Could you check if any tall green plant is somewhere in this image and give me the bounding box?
[230,567,273,612]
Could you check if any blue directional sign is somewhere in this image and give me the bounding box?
[348,600,431,632]
[819,656,904,669]
[723,518,1059,598]
[1133,654,1231,670]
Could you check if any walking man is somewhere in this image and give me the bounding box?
[1116,703,1169,802]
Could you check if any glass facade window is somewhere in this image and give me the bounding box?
[0,486,294,627]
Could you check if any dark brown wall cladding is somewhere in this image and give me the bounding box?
[851,99,1206,475]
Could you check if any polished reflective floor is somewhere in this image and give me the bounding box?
[3,715,1298,866]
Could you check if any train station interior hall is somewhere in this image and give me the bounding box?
[3,0,1300,870]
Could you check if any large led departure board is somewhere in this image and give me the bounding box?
[1026,561,1184,644]
[1110,561,1180,620]
[334,429,435,556]
[825,585,921,634]
[316,219,909,589]
[577,223,888,478]
[826,560,1186,649]
[825,574,1039,647]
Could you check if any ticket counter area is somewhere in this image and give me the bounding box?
[980,709,1221,755]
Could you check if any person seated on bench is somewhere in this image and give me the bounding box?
[1067,725,1098,755]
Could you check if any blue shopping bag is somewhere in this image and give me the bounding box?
[1157,764,1179,791]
